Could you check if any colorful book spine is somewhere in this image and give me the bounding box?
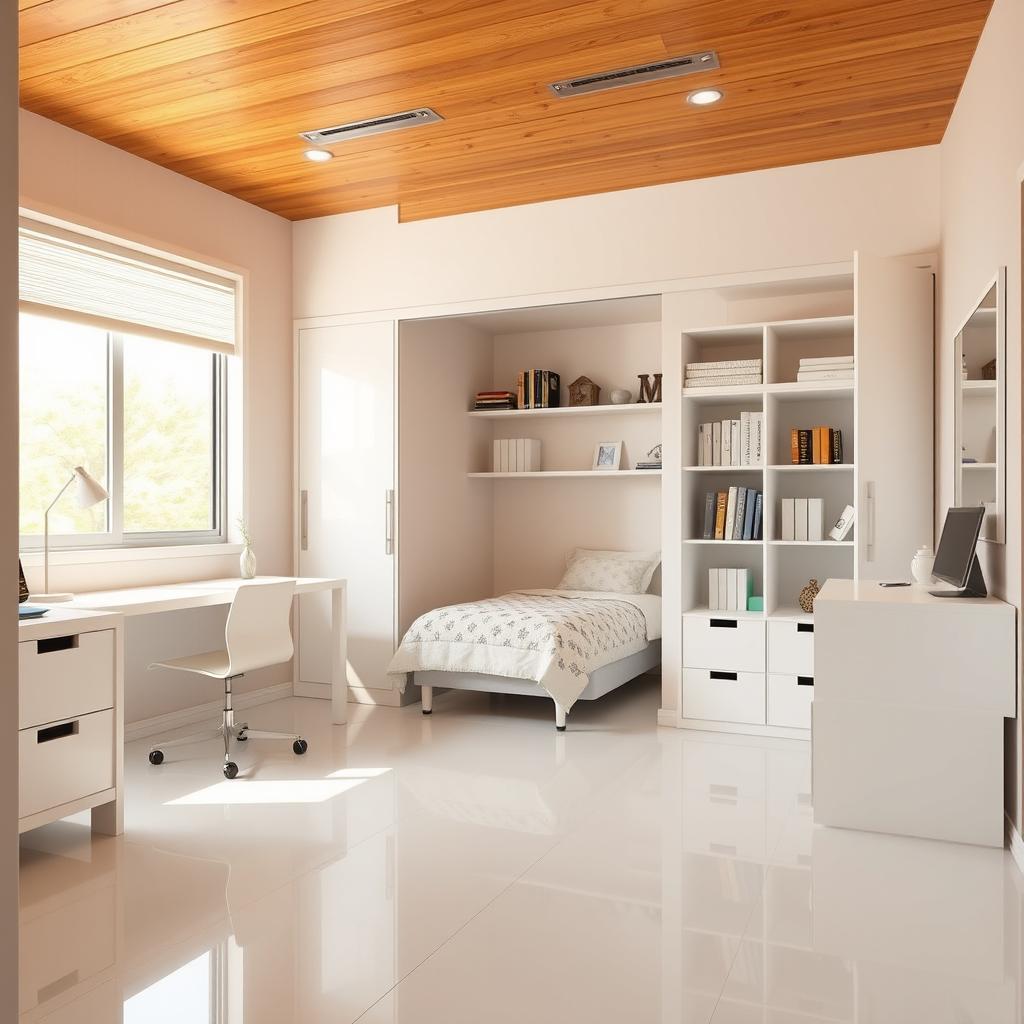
[714,492,727,540]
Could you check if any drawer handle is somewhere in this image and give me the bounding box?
[37,720,79,744]
[710,784,738,797]
[797,623,814,634]
[37,634,79,654]
[797,676,814,687]
[710,671,738,681]
[709,619,738,629]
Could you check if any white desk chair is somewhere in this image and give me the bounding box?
[147,580,307,779]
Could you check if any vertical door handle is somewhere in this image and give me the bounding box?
[865,481,876,562]
[385,489,395,556]
[300,490,309,551]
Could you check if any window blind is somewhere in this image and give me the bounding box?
[18,221,238,354]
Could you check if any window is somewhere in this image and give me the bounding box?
[19,313,226,547]
[18,215,240,550]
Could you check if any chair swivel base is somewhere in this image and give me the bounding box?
[149,721,308,779]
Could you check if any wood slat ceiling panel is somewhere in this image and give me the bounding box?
[18,0,992,221]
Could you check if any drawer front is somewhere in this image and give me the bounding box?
[767,674,814,730]
[19,629,115,730]
[767,620,815,676]
[20,885,115,1013]
[683,668,765,725]
[684,616,765,673]
[19,710,114,819]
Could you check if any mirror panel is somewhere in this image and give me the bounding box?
[954,268,1006,543]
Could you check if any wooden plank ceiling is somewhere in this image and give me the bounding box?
[18,0,992,222]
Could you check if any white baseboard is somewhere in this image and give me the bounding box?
[125,682,293,742]
[1006,814,1024,878]
[657,708,678,728]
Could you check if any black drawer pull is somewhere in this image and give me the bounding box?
[710,671,738,681]
[37,634,78,654]
[37,720,78,744]
[797,676,814,687]
[709,619,738,629]
[796,623,814,634]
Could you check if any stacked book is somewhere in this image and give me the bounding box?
[702,487,763,541]
[790,426,844,464]
[516,370,561,409]
[796,354,854,382]
[493,438,541,472]
[698,412,763,466]
[474,390,517,411]
[708,568,755,612]
[685,358,762,388]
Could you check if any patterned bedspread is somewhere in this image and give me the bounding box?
[387,591,653,711]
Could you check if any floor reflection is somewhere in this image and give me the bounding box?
[18,683,1024,1023]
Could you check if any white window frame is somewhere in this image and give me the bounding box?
[19,319,230,551]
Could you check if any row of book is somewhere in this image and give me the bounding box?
[708,568,755,612]
[516,369,561,409]
[685,358,763,389]
[790,427,844,464]
[797,354,854,382]
[698,412,764,467]
[474,390,517,411]
[780,497,826,541]
[703,487,763,541]
[493,439,541,472]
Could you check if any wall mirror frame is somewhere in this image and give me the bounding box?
[954,267,1006,544]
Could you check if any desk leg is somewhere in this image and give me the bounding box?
[91,796,122,837]
[94,622,125,835]
[331,585,348,725]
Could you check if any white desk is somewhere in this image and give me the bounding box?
[813,578,1016,846]
[67,576,349,725]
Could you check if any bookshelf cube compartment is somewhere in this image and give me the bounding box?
[766,317,854,385]
[682,544,764,615]
[767,544,853,618]
[768,395,853,467]
[768,469,854,543]
[685,470,764,542]
[682,399,765,468]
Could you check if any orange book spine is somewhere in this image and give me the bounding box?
[714,492,728,540]
[811,428,821,464]
[790,428,799,465]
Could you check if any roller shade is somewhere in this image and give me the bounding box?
[19,221,238,354]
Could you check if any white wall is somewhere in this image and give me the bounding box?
[1,1,19,1012]
[294,146,940,320]
[938,0,1024,830]
[19,111,294,719]
[398,318,494,633]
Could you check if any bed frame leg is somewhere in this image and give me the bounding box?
[421,685,433,715]
[555,705,566,731]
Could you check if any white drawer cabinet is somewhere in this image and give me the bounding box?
[767,674,814,729]
[19,629,115,729]
[683,668,766,725]
[19,710,115,819]
[684,616,765,673]
[767,620,815,677]
[18,607,123,837]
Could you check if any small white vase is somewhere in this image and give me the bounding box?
[610,388,632,405]
[911,545,935,584]
[240,545,257,580]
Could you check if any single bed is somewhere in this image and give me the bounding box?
[388,585,662,730]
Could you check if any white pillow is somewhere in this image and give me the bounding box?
[567,548,661,592]
[557,556,652,595]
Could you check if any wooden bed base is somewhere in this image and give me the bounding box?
[411,640,662,730]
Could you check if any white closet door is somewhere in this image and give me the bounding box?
[297,322,396,699]
[854,253,934,579]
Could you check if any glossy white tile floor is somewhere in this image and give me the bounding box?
[19,677,1024,1023]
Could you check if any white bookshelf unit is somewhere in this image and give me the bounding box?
[668,254,934,738]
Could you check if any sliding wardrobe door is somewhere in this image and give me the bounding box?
[297,321,397,701]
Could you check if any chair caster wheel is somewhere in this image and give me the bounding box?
[236,733,247,741]
[224,761,239,779]
[556,726,566,732]
[149,750,164,765]
[422,709,432,715]
[292,739,308,755]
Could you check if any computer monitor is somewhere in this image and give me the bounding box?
[929,506,987,598]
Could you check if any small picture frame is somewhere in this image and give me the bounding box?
[592,441,622,471]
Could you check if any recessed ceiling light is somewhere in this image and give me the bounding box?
[686,88,723,106]
[303,148,333,163]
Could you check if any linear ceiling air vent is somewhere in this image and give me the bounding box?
[549,51,719,98]
[299,107,443,146]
